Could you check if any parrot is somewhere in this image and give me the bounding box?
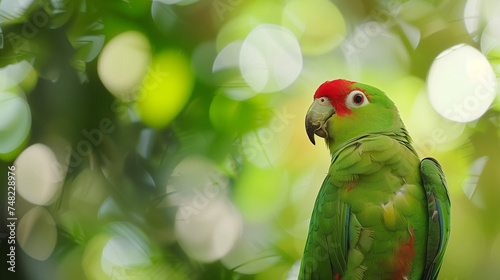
[300,79,450,280]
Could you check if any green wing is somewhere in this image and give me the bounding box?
[420,158,451,280]
[298,174,349,280]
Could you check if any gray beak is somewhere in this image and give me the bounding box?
[305,98,335,145]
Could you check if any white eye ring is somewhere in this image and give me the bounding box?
[317,96,330,106]
[345,90,369,108]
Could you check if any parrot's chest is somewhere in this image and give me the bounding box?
[334,153,428,279]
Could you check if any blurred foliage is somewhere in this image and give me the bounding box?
[1,0,500,279]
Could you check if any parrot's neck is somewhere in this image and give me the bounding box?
[327,127,417,157]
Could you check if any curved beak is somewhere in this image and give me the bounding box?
[305,99,335,145]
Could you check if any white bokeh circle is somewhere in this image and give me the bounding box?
[427,44,496,122]
[15,144,65,205]
[239,24,302,93]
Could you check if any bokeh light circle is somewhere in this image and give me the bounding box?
[175,197,242,262]
[240,24,302,93]
[102,237,150,273]
[167,156,242,262]
[427,44,496,122]
[0,0,33,21]
[98,31,152,101]
[464,0,500,41]
[282,0,345,55]
[136,50,194,129]
[0,60,35,91]
[151,0,177,35]
[15,143,65,205]
[101,223,152,276]
[481,17,500,53]
[462,156,488,209]
[0,91,31,159]
[464,0,481,41]
[17,206,57,261]
[213,41,242,73]
[82,234,112,280]
[481,17,500,75]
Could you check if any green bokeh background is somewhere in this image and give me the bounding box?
[1,0,500,279]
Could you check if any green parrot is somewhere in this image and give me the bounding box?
[300,79,450,280]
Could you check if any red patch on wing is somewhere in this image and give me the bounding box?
[314,79,355,117]
[346,182,355,193]
[391,227,416,280]
[335,273,340,280]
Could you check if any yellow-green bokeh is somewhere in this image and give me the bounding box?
[136,50,194,129]
[282,0,346,55]
[234,166,287,222]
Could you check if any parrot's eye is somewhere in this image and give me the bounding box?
[354,94,363,104]
[345,90,369,108]
[317,97,330,106]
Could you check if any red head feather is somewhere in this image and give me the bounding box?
[314,79,357,117]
